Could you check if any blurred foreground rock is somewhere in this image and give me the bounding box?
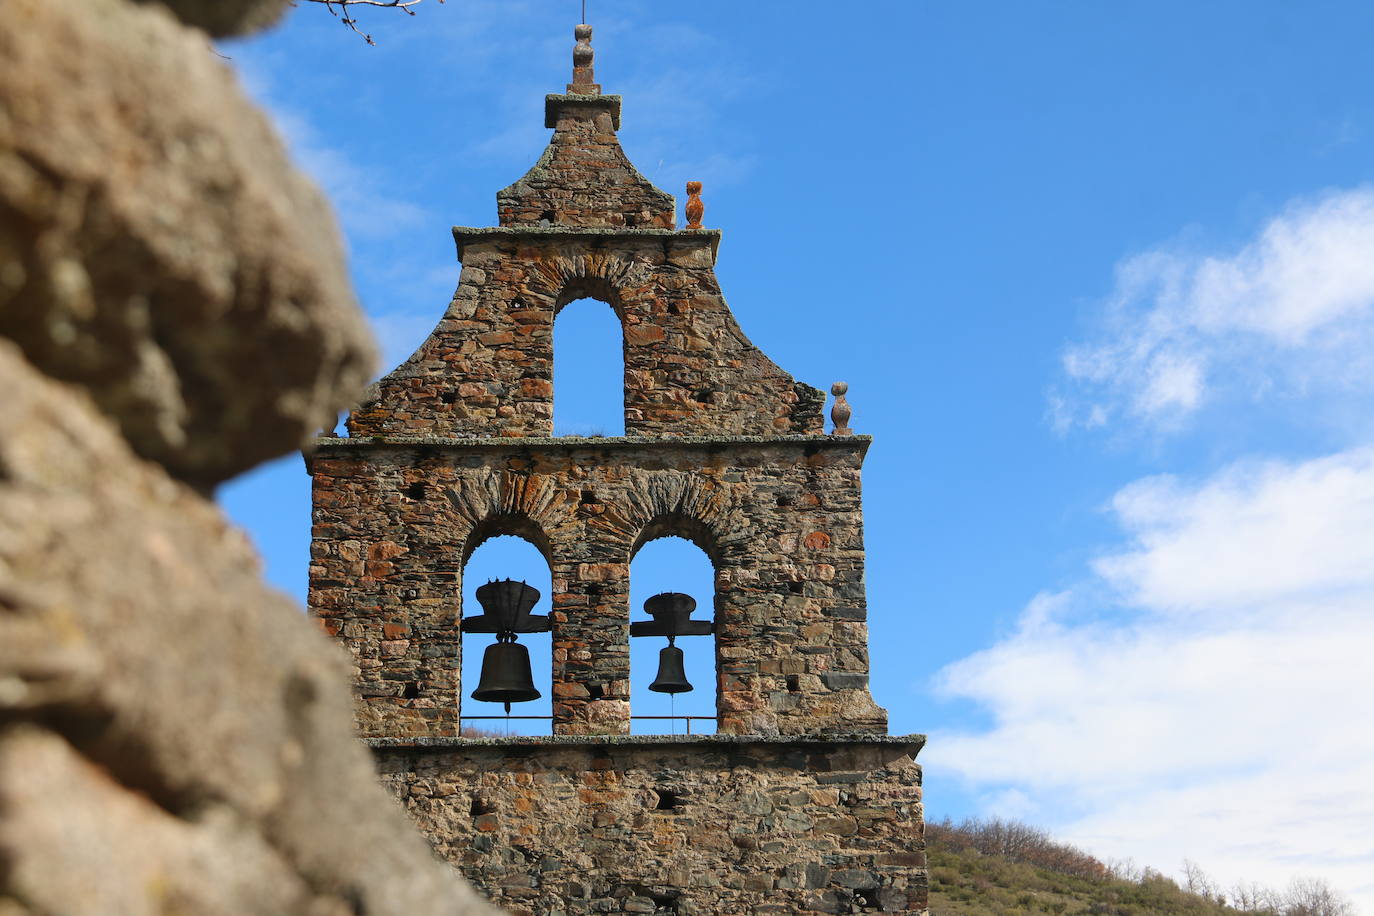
[0,0,497,913]
[0,343,494,915]
[135,0,292,37]
[0,0,375,490]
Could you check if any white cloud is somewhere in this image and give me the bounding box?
[252,104,428,243]
[1098,449,1374,615]
[929,447,1374,910]
[1058,187,1374,430]
[228,56,429,245]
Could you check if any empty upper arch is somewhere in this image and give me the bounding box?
[461,513,554,568]
[630,512,723,568]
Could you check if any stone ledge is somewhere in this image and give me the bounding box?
[452,225,722,263]
[311,433,870,450]
[367,733,925,753]
[545,93,622,129]
[306,434,872,470]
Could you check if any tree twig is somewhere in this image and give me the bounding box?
[298,0,443,46]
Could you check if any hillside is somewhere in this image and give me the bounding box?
[926,819,1354,916]
[929,839,1238,915]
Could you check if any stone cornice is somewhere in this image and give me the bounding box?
[544,92,622,129]
[307,433,871,462]
[366,733,925,755]
[452,225,722,264]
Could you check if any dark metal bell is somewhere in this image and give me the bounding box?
[471,640,541,706]
[649,644,693,694]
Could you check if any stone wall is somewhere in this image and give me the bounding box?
[345,229,825,440]
[373,735,928,916]
[308,435,887,739]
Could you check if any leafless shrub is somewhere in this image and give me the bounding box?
[459,725,506,738]
[1228,880,1279,913]
[1187,861,1353,915]
[1105,857,1142,883]
[1183,858,1228,904]
[1273,876,1357,916]
[927,817,1111,880]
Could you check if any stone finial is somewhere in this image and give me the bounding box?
[830,382,853,435]
[685,181,704,229]
[569,23,598,94]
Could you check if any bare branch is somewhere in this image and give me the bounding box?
[296,0,443,46]
[304,0,424,6]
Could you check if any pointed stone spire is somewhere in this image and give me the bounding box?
[499,21,675,228]
[569,23,600,95]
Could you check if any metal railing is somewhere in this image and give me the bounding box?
[631,715,717,735]
[459,715,718,735]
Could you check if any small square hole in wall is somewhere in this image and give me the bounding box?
[470,795,495,817]
[406,482,427,501]
[855,887,881,910]
[441,391,458,405]
[786,674,800,693]
[586,683,605,700]
[402,681,422,699]
[654,789,685,811]
[647,889,680,910]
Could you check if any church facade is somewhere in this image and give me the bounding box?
[307,24,927,915]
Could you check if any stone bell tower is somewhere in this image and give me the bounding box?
[307,23,927,915]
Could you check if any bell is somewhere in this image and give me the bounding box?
[470,640,541,707]
[649,643,693,694]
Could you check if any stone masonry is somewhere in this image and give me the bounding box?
[308,25,927,915]
[310,435,887,738]
[376,735,925,916]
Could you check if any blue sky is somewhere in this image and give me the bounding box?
[219,2,1374,907]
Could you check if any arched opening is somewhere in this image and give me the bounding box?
[553,297,624,437]
[460,532,553,736]
[629,535,718,735]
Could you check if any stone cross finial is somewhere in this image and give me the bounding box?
[569,23,598,94]
[685,181,704,229]
[830,382,853,435]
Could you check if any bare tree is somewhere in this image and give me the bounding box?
[298,0,444,46]
[1182,858,1226,904]
[1278,876,1356,916]
[1228,879,1280,913]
